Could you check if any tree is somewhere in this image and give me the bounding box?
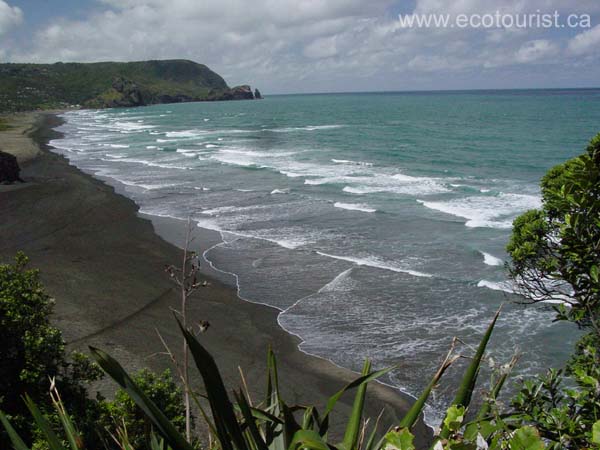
[506,133,600,448]
[507,133,600,330]
[0,252,103,447]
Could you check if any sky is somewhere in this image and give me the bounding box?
[1,0,599,94]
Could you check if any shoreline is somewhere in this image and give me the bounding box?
[0,112,432,445]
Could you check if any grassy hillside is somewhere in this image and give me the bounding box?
[0,59,253,112]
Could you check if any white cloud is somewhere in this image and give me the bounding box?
[0,1,22,36]
[568,25,600,56]
[414,0,600,15]
[515,39,558,63]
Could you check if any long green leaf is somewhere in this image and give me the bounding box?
[289,430,332,450]
[476,354,517,422]
[340,360,371,450]
[464,354,518,441]
[235,390,269,450]
[436,307,501,442]
[233,404,284,427]
[177,319,248,450]
[363,411,383,450]
[149,434,165,450]
[89,346,194,450]
[51,389,82,450]
[0,410,30,450]
[189,387,220,441]
[319,365,395,436]
[24,395,65,450]
[281,401,301,448]
[398,346,458,429]
[266,349,285,450]
[302,407,315,430]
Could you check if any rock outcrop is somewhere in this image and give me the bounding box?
[0,150,23,184]
[254,88,262,99]
[110,77,146,107]
[230,85,255,100]
[206,85,258,101]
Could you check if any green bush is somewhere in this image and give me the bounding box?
[0,253,187,450]
[100,368,188,449]
[0,252,103,447]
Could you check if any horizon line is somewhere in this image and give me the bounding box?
[265,86,600,96]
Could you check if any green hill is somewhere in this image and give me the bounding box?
[0,59,258,112]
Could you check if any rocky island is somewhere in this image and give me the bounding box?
[0,59,261,112]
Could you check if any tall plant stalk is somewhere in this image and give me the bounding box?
[164,218,204,442]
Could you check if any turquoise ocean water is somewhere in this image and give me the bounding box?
[50,90,600,423]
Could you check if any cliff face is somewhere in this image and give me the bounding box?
[0,59,261,112]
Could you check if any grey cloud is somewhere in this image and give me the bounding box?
[5,0,600,92]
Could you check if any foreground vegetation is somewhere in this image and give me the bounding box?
[1,133,599,449]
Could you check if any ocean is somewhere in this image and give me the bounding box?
[50,90,600,423]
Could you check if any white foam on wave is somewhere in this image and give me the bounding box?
[176,148,209,158]
[332,159,373,166]
[309,173,449,196]
[205,144,218,148]
[266,124,345,133]
[209,143,448,197]
[211,148,296,168]
[477,279,515,294]
[480,251,504,266]
[137,182,180,190]
[333,202,376,213]
[271,188,291,195]
[342,186,381,194]
[165,129,205,138]
[317,268,355,293]
[111,121,156,132]
[108,143,130,148]
[417,193,541,229]
[194,218,312,250]
[316,251,432,278]
[112,157,191,170]
[146,145,159,149]
[280,170,303,178]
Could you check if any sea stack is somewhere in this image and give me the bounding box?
[254,88,262,99]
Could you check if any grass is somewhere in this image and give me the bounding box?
[0,117,13,131]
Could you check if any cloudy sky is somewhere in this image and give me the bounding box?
[1,0,599,93]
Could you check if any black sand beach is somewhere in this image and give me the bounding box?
[0,113,431,445]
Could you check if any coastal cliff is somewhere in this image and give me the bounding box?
[0,59,261,112]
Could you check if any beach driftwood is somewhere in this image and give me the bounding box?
[0,150,23,183]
